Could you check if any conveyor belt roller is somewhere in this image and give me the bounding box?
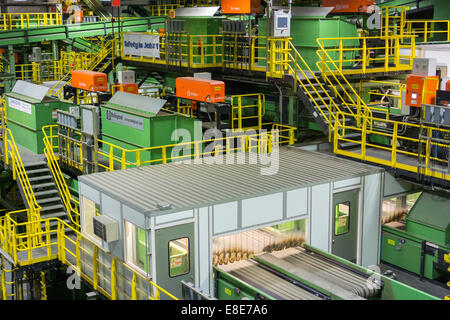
[257,247,381,299]
[218,259,323,300]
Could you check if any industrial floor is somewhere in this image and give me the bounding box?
[379,262,449,299]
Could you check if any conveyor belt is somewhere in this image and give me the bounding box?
[257,247,381,299]
[218,259,323,300]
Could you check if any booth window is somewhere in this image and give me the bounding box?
[168,237,190,278]
[335,202,350,236]
[81,196,102,245]
[124,220,147,274]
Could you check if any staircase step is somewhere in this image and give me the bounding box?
[339,141,360,149]
[40,204,64,212]
[37,197,61,204]
[28,175,52,182]
[27,168,50,175]
[41,211,67,219]
[34,189,59,197]
[343,133,362,139]
[31,182,56,189]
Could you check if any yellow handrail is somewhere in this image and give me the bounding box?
[316,38,378,130]
[43,126,80,229]
[333,111,450,181]
[0,13,62,30]
[315,35,416,75]
[43,123,296,173]
[48,36,117,99]
[230,93,265,131]
[0,211,178,300]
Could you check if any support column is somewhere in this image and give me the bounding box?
[52,41,59,61]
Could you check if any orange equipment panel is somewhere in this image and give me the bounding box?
[423,76,439,105]
[221,0,262,14]
[117,83,139,94]
[71,70,108,92]
[176,77,225,103]
[406,75,425,107]
[446,80,450,91]
[322,0,374,13]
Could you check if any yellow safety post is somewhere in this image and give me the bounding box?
[76,233,81,272]
[45,220,51,258]
[391,122,398,167]
[40,272,47,300]
[1,256,6,300]
[111,258,117,300]
[92,246,98,291]
[131,272,137,300]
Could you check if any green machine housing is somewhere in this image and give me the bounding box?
[5,80,73,154]
[258,13,359,70]
[100,91,202,165]
[381,192,450,281]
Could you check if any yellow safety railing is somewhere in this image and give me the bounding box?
[1,128,42,228]
[48,36,117,99]
[231,93,265,131]
[120,32,267,72]
[43,126,80,229]
[43,123,296,173]
[316,35,416,75]
[367,80,405,111]
[0,13,62,31]
[381,6,407,39]
[0,256,16,300]
[405,20,450,43]
[147,4,180,16]
[0,211,178,300]
[333,111,450,182]
[381,6,450,43]
[266,38,372,142]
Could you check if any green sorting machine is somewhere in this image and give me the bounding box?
[258,8,359,70]
[5,80,73,154]
[381,192,450,281]
[100,91,202,165]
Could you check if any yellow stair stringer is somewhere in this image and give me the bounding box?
[0,108,42,240]
[42,126,80,229]
[277,39,371,142]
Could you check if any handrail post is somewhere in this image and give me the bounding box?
[93,246,98,291]
[391,122,398,167]
[131,272,137,300]
[111,258,117,300]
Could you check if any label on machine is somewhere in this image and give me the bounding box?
[123,33,160,59]
[8,97,32,114]
[105,109,144,131]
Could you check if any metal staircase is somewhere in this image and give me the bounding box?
[24,163,70,228]
[268,39,370,147]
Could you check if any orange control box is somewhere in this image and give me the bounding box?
[71,70,108,92]
[176,77,225,103]
[117,83,139,94]
[221,0,262,14]
[323,0,374,13]
[446,80,450,91]
[406,75,425,107]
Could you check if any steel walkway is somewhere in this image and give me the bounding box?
[0,17,164,46]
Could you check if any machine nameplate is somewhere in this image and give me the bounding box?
[105,109,145,131]
[9,97,32,114]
